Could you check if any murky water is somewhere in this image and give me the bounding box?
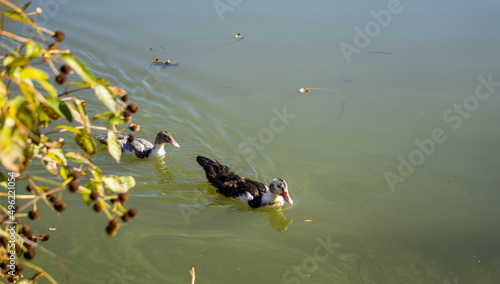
[10,0,500,283]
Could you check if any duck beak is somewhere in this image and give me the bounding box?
[169,139,180,148]
[281,190,293,205]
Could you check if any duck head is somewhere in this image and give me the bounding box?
[155,131,180,148]
[269,178,293,205]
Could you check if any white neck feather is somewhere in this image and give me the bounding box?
[261,191,284,207]
[149,144,166,157]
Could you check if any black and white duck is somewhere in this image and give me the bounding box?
[94,131,179,159]
[196,156,293,208]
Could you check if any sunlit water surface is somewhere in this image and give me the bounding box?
[9,0,500,283]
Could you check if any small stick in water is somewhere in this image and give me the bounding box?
[299,87,339,94]
[367,51,391,56]
[190,267,195,284]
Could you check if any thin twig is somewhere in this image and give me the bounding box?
[58,87,90,97]
[0,30,30,43]
[22,238,71,284]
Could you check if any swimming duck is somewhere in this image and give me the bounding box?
[94,131,179,158]
[196,156,293,208]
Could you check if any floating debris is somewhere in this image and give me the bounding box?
[304,220,312,222]
[234,33,244,39]
[340,76,355,83]
[367,51,392,56]
[150,59,178,66]
[299,87,339,94]
[190,267,195,284]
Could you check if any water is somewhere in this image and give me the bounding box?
[9,0,500,283]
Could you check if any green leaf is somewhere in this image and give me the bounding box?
[66,152,92,164]
[74,128,96,155]
[0,172,7,189]
[44,97,72,121]
[59,100,73,121]
[60,166,71,180]
[68,81,91,88]
[24,41,44,59]
[56,125,79,134]
[0,117,29,172]
[92,111,113,121]
[118,176,136,190]
[102,175,135,193]
[106,131,121,163]
[41,159,58,175]
[95,84,117,114]
[20,67,57,97]
[3,55,29,68]
[108,113,126,128]
[3,11,34,25]
[46,149,67,166]
[21,2,31,11]
[61,54,96,86]
[37,107,51,127]
[39,103,61,121]
[81,190,92,206]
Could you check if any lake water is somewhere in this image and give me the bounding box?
[10,0,500,283]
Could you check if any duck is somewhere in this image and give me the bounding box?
[94,131,179,159]
[196,156,293,208]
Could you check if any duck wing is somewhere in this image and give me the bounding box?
[122,138,154,158]
[94,134,128,146]
[196,156,267,199]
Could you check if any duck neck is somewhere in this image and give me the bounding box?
[149,143,166,157]
[261,190,283,206]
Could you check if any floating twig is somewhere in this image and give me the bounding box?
[299,87,339,94]
[150,58,178,66]
[367,51,391,56]
[190,267,195,284]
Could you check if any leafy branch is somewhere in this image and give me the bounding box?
[0,1,143,282]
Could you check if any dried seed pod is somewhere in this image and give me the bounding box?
[54,200,67,212]
[68,180,79,192]
[118,192,129,204]
[128,123,140,131]
[47,193,57,203]
[123,109,132,119]
[105,218,121,236]
[127,134,134,143]
[24,248,36,260]
[55,73,67,84]
[90,191,100,201]
[53,31,65,42]
[93,202,103,213]
[126,103,140,113]
[22,225,33,238]
[48,43,59,51]
[127,208,138,219]
[60,64,72,74]
[28,210,41,220]
[40,234,51,242]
